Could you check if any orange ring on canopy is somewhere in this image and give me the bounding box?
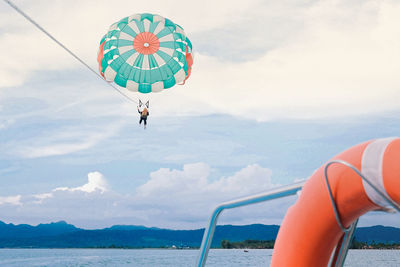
[133,32,160,55]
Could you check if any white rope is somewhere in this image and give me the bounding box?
[3,0,138,105]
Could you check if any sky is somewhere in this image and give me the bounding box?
[0,0,399,229]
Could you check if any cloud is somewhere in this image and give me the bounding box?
[0,164,283,229]
[187,1,400,120]
[1,0,400,122]
[136,163,211,197]
[0,118,14,130]
[0,0,259,88]
[0,163,399,229]
[136,163,274,198]
[10,120,124,158]
[32,193,52,204]
[27,172,109,204]
[0,195,21,206]
[133,163,283,228]
[54,171,109,193]
[1,0,400,230]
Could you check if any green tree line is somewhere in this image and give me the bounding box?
[221,239,400,249]
[221,239,275,249]
[350,239,400,249]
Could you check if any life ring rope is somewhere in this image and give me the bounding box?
[272,138,400,267]
[324,159,400,233]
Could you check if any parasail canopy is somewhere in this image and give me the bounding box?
[97,13,193,94]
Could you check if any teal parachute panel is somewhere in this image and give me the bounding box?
[97,13,194,93]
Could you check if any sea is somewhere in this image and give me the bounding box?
[0,249,399,266]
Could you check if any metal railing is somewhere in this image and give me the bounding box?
[196,159,400,267]
[324,160,400,266]
[196,180,306,267]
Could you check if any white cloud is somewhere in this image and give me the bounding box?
[1,0,399,121]
[27,172,108,204]
[137,163,274,198]
[0,118,14,130]
[136,163,211,197]
[54,171,108,193]
[0,164,283,229]
[132,163,283,228]
[185,0,400,120]
[0,195,21,206]
[1,0,400,229]
[0,163,399,229]
[32,193,52,204]
[11,120,124,158]
[0,0,259,88]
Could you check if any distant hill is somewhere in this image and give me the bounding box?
[0,221,398,248]
[105,225,161,231]
[0,220,79,239]
[355,225,400,243]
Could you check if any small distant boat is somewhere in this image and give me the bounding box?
[243,250,249,253]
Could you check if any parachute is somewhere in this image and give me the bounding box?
[97,13,193,94]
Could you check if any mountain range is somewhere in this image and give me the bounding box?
[0,221,399,248]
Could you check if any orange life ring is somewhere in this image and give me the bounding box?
[271,137,400,267]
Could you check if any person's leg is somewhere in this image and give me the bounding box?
[144,119,147,128]
[139,118,143,124]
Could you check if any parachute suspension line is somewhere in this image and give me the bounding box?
[138,100,149,109]
[3,0,138,105]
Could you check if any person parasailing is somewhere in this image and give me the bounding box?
[138,100,149,129]
[138,107,149,129]
[97,13,194,129]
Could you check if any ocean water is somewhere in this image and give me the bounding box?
[0,249,399,266]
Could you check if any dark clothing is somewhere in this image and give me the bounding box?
[139,117,147,126]
[138,109,149,127]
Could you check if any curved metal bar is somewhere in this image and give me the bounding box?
[198,159,399,267]
[333,218,358,267]
[196,180,306,267]
[324,160,400,234]
[324,161,352,233]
